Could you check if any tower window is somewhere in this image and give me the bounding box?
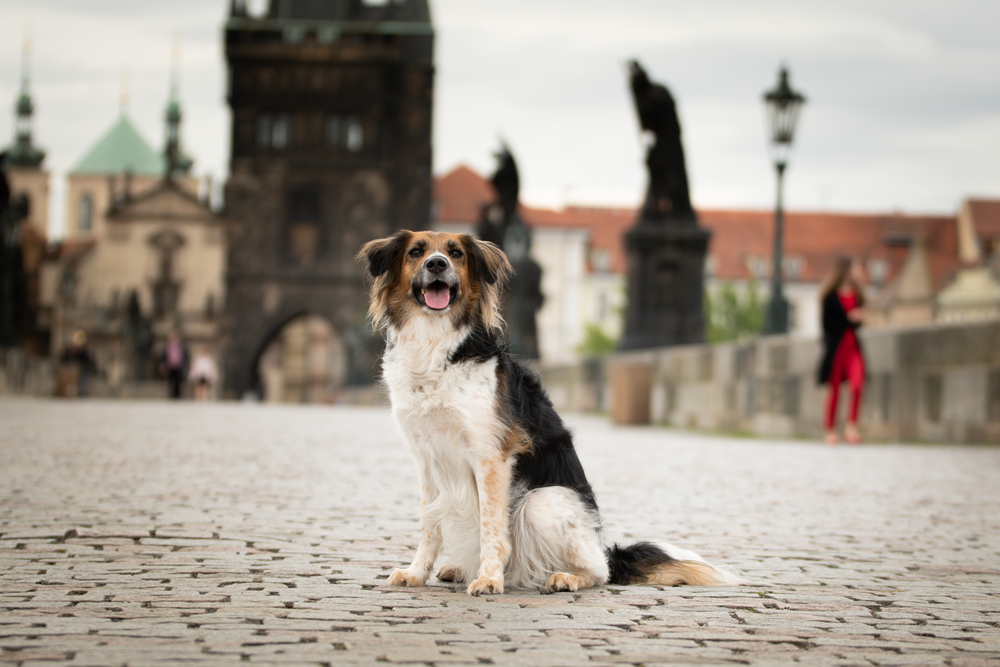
[272,115,289,148]
[257,113,291,149]
[326,114,365,152]
[325,115,341,146]
[346,116,363,152]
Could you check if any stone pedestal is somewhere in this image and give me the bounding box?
[619,219,711,351]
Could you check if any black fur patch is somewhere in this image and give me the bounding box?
[500,353,598,512]
[364,230,411,278]
[605,542,675,585]
[447,323,598,512]
[448,325,505,365]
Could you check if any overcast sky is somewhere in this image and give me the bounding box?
[2,0,999,237]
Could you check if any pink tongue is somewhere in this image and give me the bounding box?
[424,285,451,309]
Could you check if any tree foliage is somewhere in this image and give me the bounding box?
[576,322,618,357]
[705,281,765,343]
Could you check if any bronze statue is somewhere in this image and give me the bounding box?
[628,60,694,221]
[619,61,710,351]
[477,143,519,249]
[476,144,543,360]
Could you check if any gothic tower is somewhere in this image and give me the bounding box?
[221,0,434,398]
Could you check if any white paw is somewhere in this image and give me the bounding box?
[387,568,426,587]
[466,575,504,596]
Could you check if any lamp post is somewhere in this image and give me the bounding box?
[762,65,805,335]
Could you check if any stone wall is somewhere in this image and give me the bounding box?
[541,319,1000,444]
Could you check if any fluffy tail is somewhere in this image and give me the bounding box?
[606,541,739,586]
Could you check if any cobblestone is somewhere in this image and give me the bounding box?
[2,397,999,666]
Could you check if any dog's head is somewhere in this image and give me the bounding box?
[357,230,512,332]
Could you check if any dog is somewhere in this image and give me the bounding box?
[358,230,735,596]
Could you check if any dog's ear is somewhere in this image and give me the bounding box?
[464,236,512,287]
[357,231,411,277]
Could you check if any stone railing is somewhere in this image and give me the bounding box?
[541,319,1000,444]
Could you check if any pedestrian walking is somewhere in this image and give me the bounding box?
[60,329,96,397]
[159,329,189,400]
[188,346,218,401]
[817,257,867,444]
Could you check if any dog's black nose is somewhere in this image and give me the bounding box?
[425,256,448,274]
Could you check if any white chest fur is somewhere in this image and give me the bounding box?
[382,317,501,455]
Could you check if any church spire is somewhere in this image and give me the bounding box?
[7,29,45,168]
[163,34,191,180]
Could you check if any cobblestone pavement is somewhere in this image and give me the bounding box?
[1,398,999,667]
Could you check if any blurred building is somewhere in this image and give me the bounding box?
[433,165,1000,364]
[220,0,434,401]
[1,45,50,355]
[44,80,225,394]
[935,200,1000,322]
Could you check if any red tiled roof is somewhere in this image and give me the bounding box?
[698,209,960,290]
[966,198,1000,238]
[433,164,494,224]
[433,165,968,290]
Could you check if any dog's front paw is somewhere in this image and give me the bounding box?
[387,568,426,587]
[466,575,504,596]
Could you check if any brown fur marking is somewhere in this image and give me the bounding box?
[643,560,727,587]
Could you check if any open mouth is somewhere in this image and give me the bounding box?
[416,280,457,311]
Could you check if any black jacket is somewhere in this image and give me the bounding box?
[817,290,864,385]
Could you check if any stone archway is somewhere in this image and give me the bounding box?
[252,312,347,404]
[222,286,384,401]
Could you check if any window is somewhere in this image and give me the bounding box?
[346,116,363,152]
[325,115,341,147]
[78,194,93,232]
[272,115,289,149]
[867,258,889,288]
[783,256,804,282]
[257,114,271,147]
[325,114,366,152]
[591,249,611,273]
[746,255,768,281]
[257,113,290,149]
[285,187,321,266]
[703,254,716,279]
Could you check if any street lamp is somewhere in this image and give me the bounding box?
[762,65,806,335]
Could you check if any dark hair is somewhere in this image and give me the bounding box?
[819,256,865,306]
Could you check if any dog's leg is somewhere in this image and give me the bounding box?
[466,455,511,596]
[388,480,442,588]
[516,486,609,594]
[543,522,608,594]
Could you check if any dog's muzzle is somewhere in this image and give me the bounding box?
[414,256,458,311]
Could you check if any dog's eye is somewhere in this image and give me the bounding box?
[449,248,464,259]
[408,247,423,258]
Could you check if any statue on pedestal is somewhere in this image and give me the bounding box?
[476,144,543,360]
[619,61,711,350]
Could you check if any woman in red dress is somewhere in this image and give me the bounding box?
[817,257,867,444]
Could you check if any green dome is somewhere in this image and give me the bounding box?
[70,115,165,177]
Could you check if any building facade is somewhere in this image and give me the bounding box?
[221,0,434,400]
[48,80,223,394]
